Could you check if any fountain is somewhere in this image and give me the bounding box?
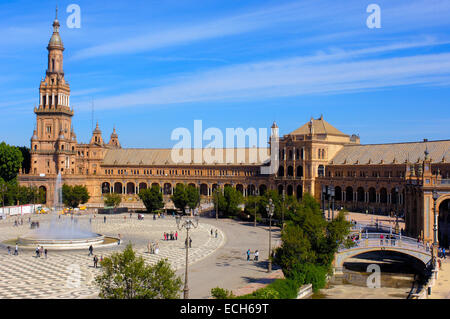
[14,173,116,250]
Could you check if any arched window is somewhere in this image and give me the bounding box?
[318,165,325,177]
[345,186,353,202]
[335,186,342,201]
[296,165,303,178]
[101,182,110,194]
[357,187,365,202]
[114,182,122,194]
[287,166,294,177]
[369,187,376,203]
[380,188,388,203]
[126,182,135,194]
[278,165,285,177]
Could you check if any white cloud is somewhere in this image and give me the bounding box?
[76,40,450,110]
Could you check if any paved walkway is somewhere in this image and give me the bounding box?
[0,213,224,299]
[429,257,450,299]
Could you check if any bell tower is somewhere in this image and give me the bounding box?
[30,8,76,176]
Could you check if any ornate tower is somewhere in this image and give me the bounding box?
[30,9,76,176]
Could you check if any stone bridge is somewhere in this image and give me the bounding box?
[334,233,432,274]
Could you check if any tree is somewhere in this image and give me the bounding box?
[186,185,200,211]
[17,146,30,174]
[171,184,189,214]
[217,185,243,217]
[104,193,121,208]
[274,193,352,290]
[139,184,164,214]
[62,184,90,208]
[95,243,182,299]
[0,142,23,182]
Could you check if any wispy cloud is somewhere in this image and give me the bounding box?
[76,40,450,110]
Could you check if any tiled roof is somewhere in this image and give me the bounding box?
[331,140,450,165]
[289,116,348,136]
[102,148,270,166]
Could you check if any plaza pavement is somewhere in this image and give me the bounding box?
[0,212,282,299]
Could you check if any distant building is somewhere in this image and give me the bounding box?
[19,14,450,245]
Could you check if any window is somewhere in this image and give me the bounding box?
[46,126,52,133]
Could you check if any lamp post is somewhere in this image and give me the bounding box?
[322,185,327,219]
[175,213,200,299]
[432,189,439,268]
[282,190,285,227]
[266,198,275,273]
[394,187,400,234]
[329,185,335,220]
[0,184,7,208]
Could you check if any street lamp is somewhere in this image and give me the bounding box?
[215,183,222,221]
[0,184,7,208]
[329,185,335,220]
[322,185,327,219]
[394,187,400,234]
[432,189,439,268]
[175,213,200,299]
[266,198,275,273]
[282,190,285,227]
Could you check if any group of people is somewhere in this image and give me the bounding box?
[147,241,160,254]
[210,229,218,238]
[93,255,103,268]
[164,231,178,241]
[13,219,24,227]
[246,249,259,261]
[35,245,47,258]
[6,244,19,256]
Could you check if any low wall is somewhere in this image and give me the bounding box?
[296,284,313,299]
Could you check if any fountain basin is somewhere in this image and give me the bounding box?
[10,234,119,250]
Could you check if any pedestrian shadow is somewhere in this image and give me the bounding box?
[240,276,277,285]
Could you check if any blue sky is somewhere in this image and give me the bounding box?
[0,0,449,148]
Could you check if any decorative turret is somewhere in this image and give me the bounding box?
[90,122,104,145]
[108,127,121,148]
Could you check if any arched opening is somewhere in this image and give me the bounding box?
[318,165,325,177]
[151,183,160,189]
[259,184,267,196]
[139,182,147,191]
[39,186,47,204]
[391,188,398,204]
[380,188,388,203]
[438,199,450,248]
[247,184,256,196]
[212,184,218,193]
[357,187,365,202]
[296,165,303,178]
[126,182,135,194]
[278,165,285,177]
[200,184,208,196]
[369,187,376,203]
[188,183,196,188]
[288,150,293,160]
[287,185,293,196]
[114,182,123,194]
[101,182,110,194]
[335,186,342,201]
[278,185,283,196]
[236,184,244,194]
[296,185,302,200]
[345,186,353,202]
[163,183,172,195]
[287,166,294,177]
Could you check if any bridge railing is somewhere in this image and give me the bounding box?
[340,232,431,254]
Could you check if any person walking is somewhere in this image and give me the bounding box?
[215,229,218,238]
[104,216,106,223]
[211,229,213,237]
[14,244,18,256]
[254,250,259,261]
[93,255,98,268]
[44,249,48,259]
[443,247,447,259]
[175,231,178,240]
[246,249,251,261]
[7,246,11,255]
[88,245,93,256]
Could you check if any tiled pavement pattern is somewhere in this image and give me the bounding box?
[0,213,224,299]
